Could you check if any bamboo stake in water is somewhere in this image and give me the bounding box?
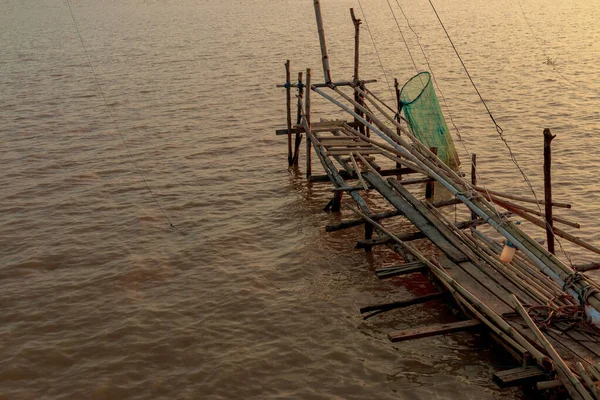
[313,0,333,83]
[544,128,556,254]
[305,69,312,179]
[285,60,292,166]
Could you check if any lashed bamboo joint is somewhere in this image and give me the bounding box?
[276,2,600,398]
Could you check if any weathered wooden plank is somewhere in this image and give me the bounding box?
[363,172,469,263]
[387,319,482,342]
[375,261,427,279]
[493,366,547,388]
[438,256,513,316]
[360,291,444,315]
[537,380,564,390]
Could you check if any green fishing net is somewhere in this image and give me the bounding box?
[400,71,461,169]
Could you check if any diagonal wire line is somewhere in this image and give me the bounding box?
[66,0,176,229]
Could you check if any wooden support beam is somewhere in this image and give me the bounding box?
[537,380,564,390]
[397,176,434,186]
[387,319,482,342]
[360,291,445,319]
[375,261,427,279]
[308,167,417,183]
[276,79,377,89]
[492,367,547,388]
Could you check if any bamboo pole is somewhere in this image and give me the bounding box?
[313,0,333,83]
[469,229,571,302]
[471,154,477,221]
[351,8,361,82]
[480,192,580,229]
[296,97,411,262]
[306,69,312,178]
[422,200,552,305]
[350,152,368,190]
[588,364,600,382]
[473,186,571,209]
[277,79,377,88]
[425,147,437,200]
[350,8,365,136]
[494,200,600,256]
[291,72,304,166]
[511,294,593,400]
[544,128,556,254]
[394,78,402,177]
[285,60,292,166]
[576,363,600,399]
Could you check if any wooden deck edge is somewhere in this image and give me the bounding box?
[387,319,482,342]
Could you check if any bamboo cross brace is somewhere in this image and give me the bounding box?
[349,152,369,190]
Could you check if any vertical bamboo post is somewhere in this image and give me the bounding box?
[332,192,343,212]
[313,0,333,84]
[351,8,361,82]
[296,72,304,125]
[350,8,363,133]
[471,153,477,221]
[306,68,312,179]
[364,222,374,252]
[544,128,556,254]
[425,147,437,200]
[394,78,402,177]
[292,72,304,166]
[285,60,292,166]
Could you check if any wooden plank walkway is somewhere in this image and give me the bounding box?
[278,73,600,399]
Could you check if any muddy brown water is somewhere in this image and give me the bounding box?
[1,0,599,399]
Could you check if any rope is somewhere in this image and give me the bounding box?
[356,0,394,98]
[515,0,575,86]
[384,0,420,76]
[66,0,176,229]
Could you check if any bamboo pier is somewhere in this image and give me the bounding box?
[276,3,600,398]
